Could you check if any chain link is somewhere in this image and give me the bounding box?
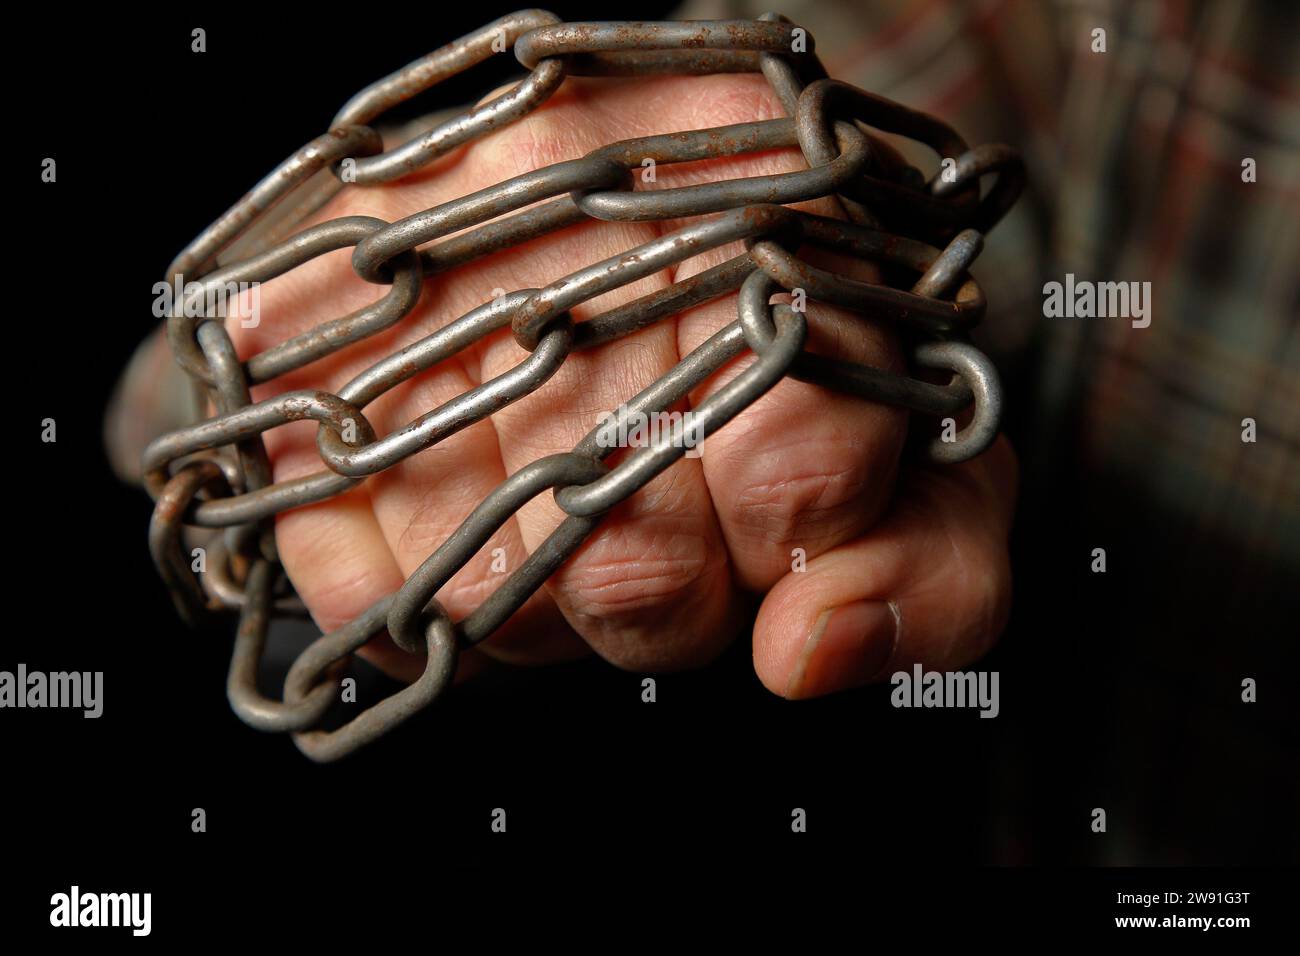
[144,11,1024,761]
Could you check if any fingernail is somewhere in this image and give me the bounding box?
[786,600,898,699]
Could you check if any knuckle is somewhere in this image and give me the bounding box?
[556,519,722,627]
[725,430,888,548]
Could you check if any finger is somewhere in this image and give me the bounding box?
[655,72,906,592]
[678,256,907,593]
[364,363,587,667]
[469,75,748,671]
[262,440,416,682]
[273,472,494,685]
[752,435,1018,699]
[221,262,425,681]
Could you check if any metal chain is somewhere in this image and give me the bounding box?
[144,12,1025,762]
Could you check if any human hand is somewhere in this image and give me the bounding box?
[227,71,1017,697]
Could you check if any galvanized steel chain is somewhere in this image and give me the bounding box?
[144,11,1024,761]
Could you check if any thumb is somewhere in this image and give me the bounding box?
[753,436,1017,699]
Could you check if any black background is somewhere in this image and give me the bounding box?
[6,2,1296,937]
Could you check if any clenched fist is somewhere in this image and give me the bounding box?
[225,71,1017,697]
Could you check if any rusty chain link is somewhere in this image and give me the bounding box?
[143,11,1025,762]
